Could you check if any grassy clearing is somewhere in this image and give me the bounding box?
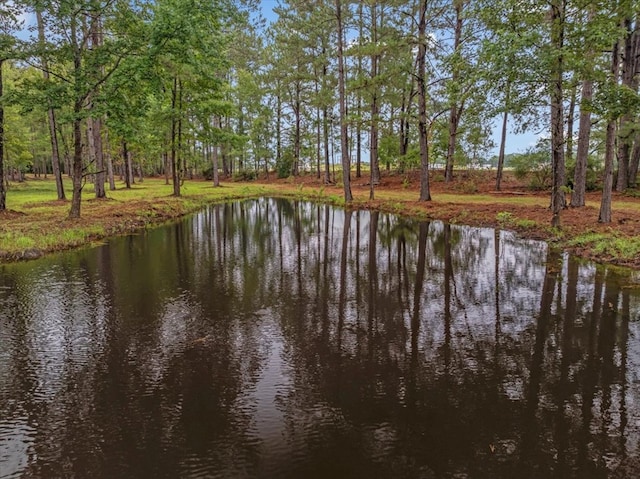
[0,178,273,260]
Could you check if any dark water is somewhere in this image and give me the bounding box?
[1,198,639,479]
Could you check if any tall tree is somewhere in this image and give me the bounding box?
[571,6,599,207]
[549,0,567,227]
[417,0,431,201]
[335,0,353,201]
[599,31,622,223]
[35,6,65,200]
[0,2,20,212]
[444,0,464,183]
[0,57,5,212]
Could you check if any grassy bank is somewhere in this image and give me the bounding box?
[1,175,639,270]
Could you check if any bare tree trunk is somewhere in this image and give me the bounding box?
[565,78,577,164]
[69,101,84,218]
[599,120,617,223]
[445,0,463,183]
[369,1,381,188]
[36,8,65,201]
[104,125,116,190]
[90,15,105,199]
[630,133,640,187]
[69,14,84,219]
[323,107,331,184]
[496,83,510,191]
[87,115,106,198]
[571,78,593,207]
[47,114,63,192]
[356,0,363,179]
[0,59,5,211]
[599,39,621,223]
[276,85,282,171]
[549,0,566,228]
[336,0,353,202]
[171,77,180,196]
[212,142,220,187]
[315,79,321,179]
[293,83,301,176]
[616,16,638,191]
[163,150,169,185]
[123,139,131,189]
[417,0,431,201]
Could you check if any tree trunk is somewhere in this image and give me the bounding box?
[87,115,106,198]
[171,77,180,196]
[123,139,131,189]
[616,16,638,191]
[46,107,65,199]
[104,125,116,190]
[417,0,431,201]
[571,78,593,207]
[369,2,380,187]
[495,82,510,191]
[315,81,321,179]
[36,8,65,201]
[335,0,353,202]
[163,150,169,185]
[293,83,301,176]
[212,142,220,187]
[90,15,106,199]
[69,102,84,219]
[69,14,84,219]
[0,59,5,211]
[549,0,566,228]
[565,79,577,164]
[445,0,463,183]
[276,86,282,171]
[599,39,621,223]
[323,106,331,184]
[629,133,640,187]
[599,119,617,223]
[356,0,363,179]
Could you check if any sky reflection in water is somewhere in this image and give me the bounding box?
[1,198,639,479]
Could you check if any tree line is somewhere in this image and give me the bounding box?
[0,0,638,226]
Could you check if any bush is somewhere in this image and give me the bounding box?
[566,154,602,192]
[509,140,552,190]
[232,169,257,181]
[275,151,294,179]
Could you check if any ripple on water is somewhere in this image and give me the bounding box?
[0,418,36,479]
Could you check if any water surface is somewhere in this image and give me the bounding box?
[1,198,639,478]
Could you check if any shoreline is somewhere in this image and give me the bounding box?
[0,175,639,271]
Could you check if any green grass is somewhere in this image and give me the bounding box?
[569,232,640,261]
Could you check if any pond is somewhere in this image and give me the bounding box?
[1,198,639,478]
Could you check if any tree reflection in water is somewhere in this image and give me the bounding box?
[0,198,639,479]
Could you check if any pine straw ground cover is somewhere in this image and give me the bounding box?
[0,170,639,270]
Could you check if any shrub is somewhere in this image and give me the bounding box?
[275,150,294,179]
[509,140,552,190]
[232,169,257,181]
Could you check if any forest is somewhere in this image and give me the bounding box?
[0,0,638,226]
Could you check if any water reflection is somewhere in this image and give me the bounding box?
[1,198,639,478]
